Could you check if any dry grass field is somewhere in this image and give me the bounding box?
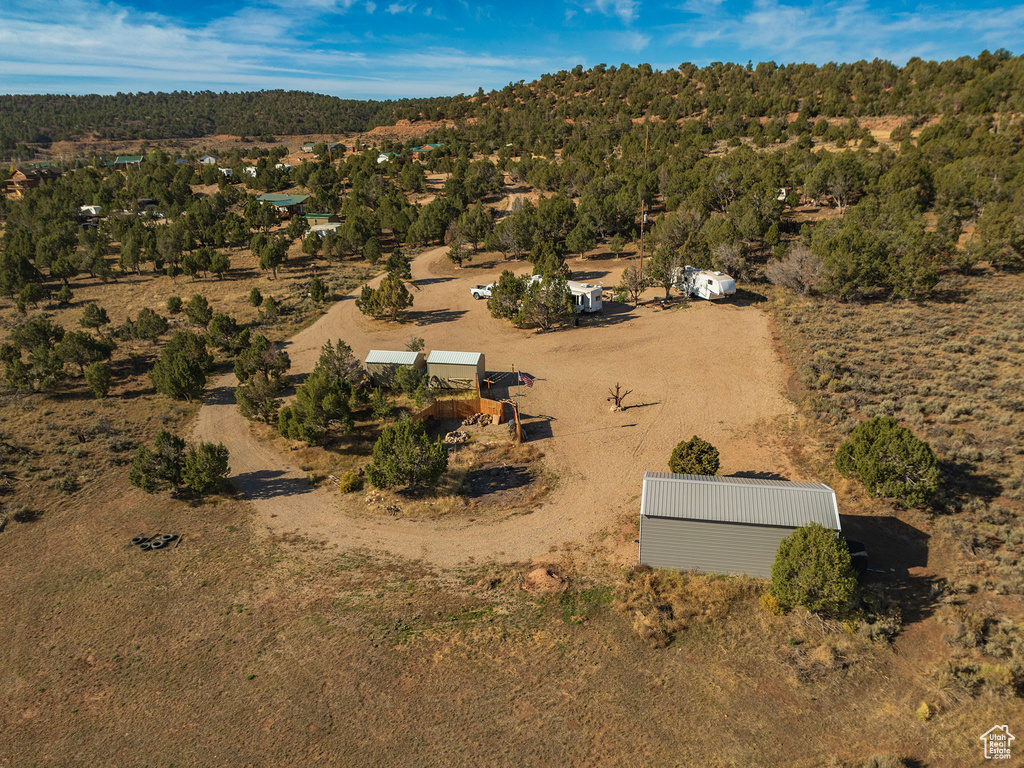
[773,270,1024,593]
[1,155,1022,766]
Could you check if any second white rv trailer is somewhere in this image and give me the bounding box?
[567,280,603,313]
[674,266,736,301]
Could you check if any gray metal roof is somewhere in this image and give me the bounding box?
[365,350,421,365]
[427,350,483,366]
[640,472,840,530]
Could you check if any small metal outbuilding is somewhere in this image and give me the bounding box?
[364,350,426,387]
[426,351,485,391]
[638,472,841,578]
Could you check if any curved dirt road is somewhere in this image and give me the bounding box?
[195,248,797,567]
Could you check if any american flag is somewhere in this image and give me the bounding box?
[518,372,534,388]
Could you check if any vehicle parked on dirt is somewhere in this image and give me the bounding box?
[470,283,494,300]
[673,266,736,301]
[567,280,603,313]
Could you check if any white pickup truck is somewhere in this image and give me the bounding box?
[470,283,494,300]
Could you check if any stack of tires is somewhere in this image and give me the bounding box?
[130,533,179,551]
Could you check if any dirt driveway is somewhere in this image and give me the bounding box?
[195,250,798,566]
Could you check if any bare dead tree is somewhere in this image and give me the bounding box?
[607,383,633,411]
[620,264,649,306]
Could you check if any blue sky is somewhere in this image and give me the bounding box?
[2,0,1023,99]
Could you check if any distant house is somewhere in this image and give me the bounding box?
[256,193,309,215]
[638,472,842,578]
[328,142,346,155]
[301,142,317,153]
[305,213,340,226]
[376,152,397,164]
[308,222,343,238]
[199,155,218,165]
[274,163,292,171]
[113,155,143,167]
[4,168,62,198]
[411,143,444,159]
[242,166,257,177]
[79,205,103,217]
[219,167,233,177]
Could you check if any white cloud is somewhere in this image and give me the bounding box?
[0,0,576,98]
[665,0,1024,65]
[592,0,639,25]
[395,48,548,71]
[386,2,415,13]
[616,30,650,52]
[366,1,376,13]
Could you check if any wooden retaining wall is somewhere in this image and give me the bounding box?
[413,397,506,424]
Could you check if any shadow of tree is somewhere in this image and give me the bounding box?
[732,288,768,305]
[727,470,790,481]
[463,465,534,498]
[230,470,313,500]
[203,384,238,406]
[587,301,640,327]
[840,513,939,624]
[569,269,612,282]
[938,459,1003,508]
[12,508,43,523]
[406,308,469,325]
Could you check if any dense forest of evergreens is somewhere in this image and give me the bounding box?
[3,50,1024,154]
[3,50,1024,333]
[0,90,453,151]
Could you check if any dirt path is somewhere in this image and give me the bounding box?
[195,249,798,567]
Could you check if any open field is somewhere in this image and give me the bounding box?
[2,132,1023,766]
[2,240,1020,766]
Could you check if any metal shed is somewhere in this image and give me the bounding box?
[426,351,485,391]
[364,350,426,387]
[638,472,841,578]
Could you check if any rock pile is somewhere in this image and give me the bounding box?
[462,413,493,426]
[444,430,470,444]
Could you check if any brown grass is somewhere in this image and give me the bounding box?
[2,157,1021,767]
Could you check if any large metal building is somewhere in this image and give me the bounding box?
[426,351,485,391]
[638,472,841,578]
[364,350,426,387]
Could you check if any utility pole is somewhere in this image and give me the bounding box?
[638,122,650,296]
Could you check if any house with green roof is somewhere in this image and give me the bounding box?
[256,193,310,215]
[104,155,143,167]
[411,143,445,159]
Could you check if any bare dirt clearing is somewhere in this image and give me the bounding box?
[196,249,798,566]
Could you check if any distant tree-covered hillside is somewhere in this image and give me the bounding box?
[0,90,455,150]
[4,50,1024,155]
[453,50,1024,125]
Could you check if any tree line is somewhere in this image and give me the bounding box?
[0,90,454,154]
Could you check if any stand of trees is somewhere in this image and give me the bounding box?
[277,340,363,445]
[129,429,230,496]
[486,272,574,330]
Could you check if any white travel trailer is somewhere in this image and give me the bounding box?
[674,266,736,301]
[567,280,603,313]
